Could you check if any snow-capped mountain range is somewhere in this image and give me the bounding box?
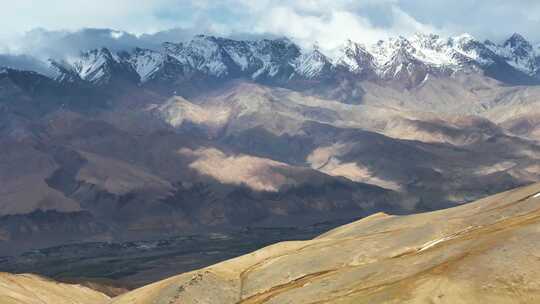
[8,33,540,87]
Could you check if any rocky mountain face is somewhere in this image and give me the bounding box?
[2,33,540,255]
[39,33,540,91]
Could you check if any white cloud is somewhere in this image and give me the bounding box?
[0,0,538,61]
[254,7,385,51]
[0,0,436,51]
[0,1,180,35]
[249,3,440,53]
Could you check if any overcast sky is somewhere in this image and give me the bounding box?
[1,0,540,58]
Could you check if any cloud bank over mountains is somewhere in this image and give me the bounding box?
[0,0,539,64]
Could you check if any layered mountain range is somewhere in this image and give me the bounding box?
[5,182,540,303]
[2,32,540,255]
[39,33,540,89]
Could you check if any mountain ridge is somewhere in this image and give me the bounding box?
[3,32,540,90]
[106,182,540,304]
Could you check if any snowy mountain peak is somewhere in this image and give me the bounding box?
[293,47,332,78]
[46,59,81,83]
[67,47,119,83]
[369,36,429,68]
[189,35,222,50]
[451,33,477,44]
[181,36,233,77]
[410,33,443,48]
[411,32,441,41]
[504,33,532,51]
[335,40,375,74]
[127,48,164,82]
[32,32,540,88]
[485,33,537,75]
[502,33,534,63]
[162,41,183,52]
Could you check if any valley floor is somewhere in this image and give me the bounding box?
[0,220,347,291]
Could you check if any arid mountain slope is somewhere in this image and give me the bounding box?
[0,272,109,304]
[110,182,540,304]
[0,110,405,255]
[5,78,540,254]
[4,34,540,255]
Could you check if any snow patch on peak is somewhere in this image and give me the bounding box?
[42,32,540,86]
[67,48,119,83]
[409,35,459,66]
[452,33,476,43]
[504,33,531,49]
[183,36,230,76]
[221,40,253,71]
[447,34,492,65]
[370,38,401,67]
[486,33,537,75]
[294,48,330,78]
[46,59,79,82]
[128,49,164,82]
[410,33,444,50]
[334,40,374,74]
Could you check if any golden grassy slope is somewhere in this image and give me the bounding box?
[0,273,109,304]
[109,181,540,304]
[4,182,540,304]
